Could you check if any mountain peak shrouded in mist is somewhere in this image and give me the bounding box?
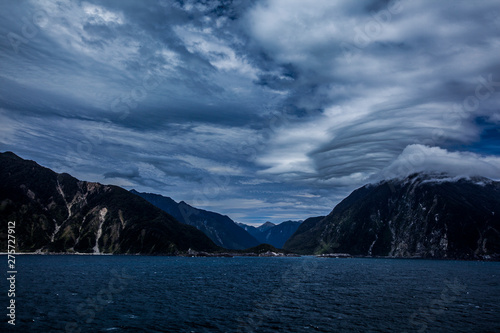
[375,145,500,183]
[285,173,500,259]
[0,152,218,254]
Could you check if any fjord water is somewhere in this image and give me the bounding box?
[3,256,499,332]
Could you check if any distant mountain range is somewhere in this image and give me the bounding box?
[130,191,303,249]
[0,152,218,254]
[1,152,499,260]
[130,190,260,250]
[284,173,500,260]
[237,220,302,249]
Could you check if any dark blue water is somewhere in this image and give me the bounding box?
[1,256,499,332]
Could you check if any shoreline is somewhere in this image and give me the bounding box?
[1,252,498,261]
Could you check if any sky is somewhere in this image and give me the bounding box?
[1,0,500,225]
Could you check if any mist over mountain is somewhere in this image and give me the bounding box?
[284,173,500,260]
[130,190,260,250]
[0,152,218,254]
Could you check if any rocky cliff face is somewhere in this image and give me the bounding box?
[130,190,260,250]
[284,174,500,259]
[0,152,218,254]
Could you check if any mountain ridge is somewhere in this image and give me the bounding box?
[130,190,260,250]
[0,152,219,254]
[3,152,499,260]
[238,220,303,249]
[284,173,500,259]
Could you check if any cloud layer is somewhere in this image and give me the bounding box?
[379,144,500,181]
[1,0,499,224]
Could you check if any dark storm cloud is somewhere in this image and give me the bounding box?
[1,0,499,224]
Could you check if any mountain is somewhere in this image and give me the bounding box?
[237,223,262,241]
[130,190,260,250]
[238,220,303,249]
[284,174,500,260]
[0,152,218,254]
[257,221,275,232]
